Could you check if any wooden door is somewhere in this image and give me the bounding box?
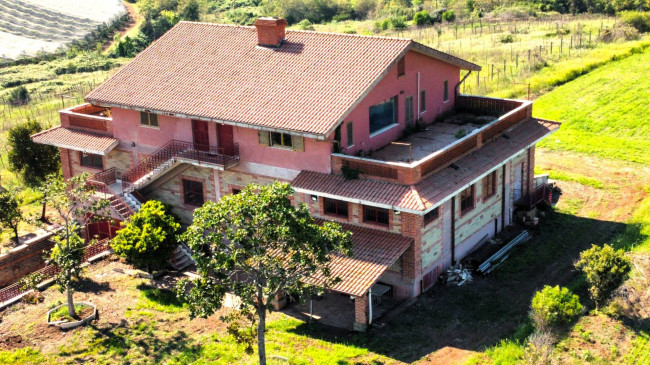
[192,120,210,151]
[217,124,234,155]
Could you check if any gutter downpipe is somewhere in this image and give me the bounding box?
[455,71,473,102]
[368,288,373,326]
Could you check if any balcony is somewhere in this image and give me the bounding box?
[332,95,532,185]
[60,104,113,136]
[122,140,240,193]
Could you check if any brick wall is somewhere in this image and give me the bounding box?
[353,294,368,331]
[0,232,56,287]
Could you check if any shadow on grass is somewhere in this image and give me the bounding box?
[286,210,632,363]
[136,283,185,308]
[76,277,113,294]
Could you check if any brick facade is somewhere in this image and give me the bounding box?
[353,294,369,332]
[0,233,55,287]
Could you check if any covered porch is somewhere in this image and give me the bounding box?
[283,221,413,331]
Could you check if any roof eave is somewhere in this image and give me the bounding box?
[410,42,482,71]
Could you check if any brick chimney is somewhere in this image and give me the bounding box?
[254,17,287,47]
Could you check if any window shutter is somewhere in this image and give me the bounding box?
[258,130,270,146]
[140,112,148,125]
[292,135,304,152]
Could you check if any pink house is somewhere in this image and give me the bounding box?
[33,18,560,331]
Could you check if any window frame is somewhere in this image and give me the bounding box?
[139,111,159,128]
[79,152,103,169]
[397,57,405,77]
[443,80,449,102]
[182,179,204,207]
[323,197,349,219]
[346,122,354,147]
[363,205,390,226]
[369,96,398,135]
[404,95,414,126]
[424,207,440,225]
[482,171,497,199]
[269,132,293,148]
[459,185,475,215]
[420,90,426,113]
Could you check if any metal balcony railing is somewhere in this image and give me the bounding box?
[121,140,239,192]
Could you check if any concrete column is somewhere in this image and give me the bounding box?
[353,294,369,332]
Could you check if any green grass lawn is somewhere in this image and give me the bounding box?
[534,47,650,165]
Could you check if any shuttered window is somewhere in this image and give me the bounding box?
[443,80,449,102]
[460,185,475,214]
[259,131,304,151]
[324,198,349,218]
[363,205,389,226]
[346,122,354,147]
[483,171,497,198]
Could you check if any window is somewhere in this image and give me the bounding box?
[397,57,405,76]
[369,96,397,134]
[346,122,354,147]
[420,90,426,113]
[460,185,475,214]
[363,205,389,225]
[183,179,204,206]
[424,207,439,225]
[405,95,414,127]
[270,132,293,148]
[140,111,158,127]
[80,152,103,169]
[483,171,497,198]
[323,198,348,218]
[443,80,449,102]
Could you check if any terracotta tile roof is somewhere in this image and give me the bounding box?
[312,220,412,297]
[31,126,119,155]
[293,118,560,212]
[85,22,477,137]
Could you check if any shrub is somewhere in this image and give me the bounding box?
[576,244,631,308]
[620,11,650,33]
[500,33,515,43]
[531,285,583,331]
[390,16,407,30]
[381,18,391,30]
[442,9,456,22]
[413,10,433,26]
[111,200,181,272]
[8,86,30,105]
[297,19,315,30]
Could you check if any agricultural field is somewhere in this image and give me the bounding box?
[0,0,127,60]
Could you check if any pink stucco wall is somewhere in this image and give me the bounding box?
[109,108,332,173]
[340,50,461,156]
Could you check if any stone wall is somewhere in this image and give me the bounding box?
[0,232,56,287]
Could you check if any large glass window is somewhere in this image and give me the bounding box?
[323,198,348,218]
[80,152,103,169]
[369,96,397,134]
[363,205,389,225]
[183,179,204,206]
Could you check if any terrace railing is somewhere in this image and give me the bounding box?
[332,95,532,185]
[515,183,552,209]
[121,140,239,192]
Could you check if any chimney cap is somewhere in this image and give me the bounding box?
[254,17,288,27]
[254,17,287,48]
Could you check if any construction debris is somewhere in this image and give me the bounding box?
[446,263,473,286]
[478,230,531,274]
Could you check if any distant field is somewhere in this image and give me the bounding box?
[534,47,650,164]
[0,0,126,60]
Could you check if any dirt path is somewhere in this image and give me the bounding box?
[101,1,140,52]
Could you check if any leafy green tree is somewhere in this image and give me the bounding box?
[180,0,201,20]
[43,173,109,317]
[413,10,433,25]
[7,119,61,221]
[9,86,30,105]
[177,182,352,365]
[442,9,456,22]
[576,244,631,308]
[0,190,22,244]
[531,285,583,331]
[111,200,181,272]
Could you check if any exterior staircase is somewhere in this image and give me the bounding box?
[169,243,195,271]
[121,140,239,194]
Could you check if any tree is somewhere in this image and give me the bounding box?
[9,86,30,105]
[576,244,631,308]
[111,200,181,272]
[43,173,109,317]
[531,285,583,331]
[7,119,61,221]
[0,190,22,244]
[177,182,352,364]
[180,0,200,21]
